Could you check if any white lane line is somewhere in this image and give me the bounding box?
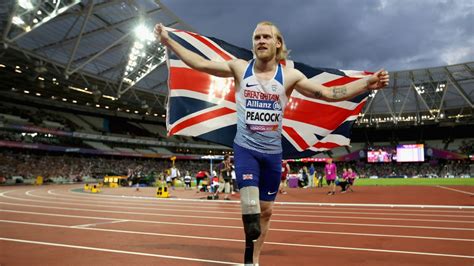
[0,220,242,243]
[1,221,473,259]
[72,220,129,228]
[0,237,236,265]
[436,186,474,196]
[71,187,474,209]
[10,191,474,224]
[2,203,474,232]
[3,217,472,242]
[3,197,474,230]
[3,207,474,238]
[45,188,474,213]
[0,190,17,196]
[45,189,474,218]
[274,201,474,209]
[265,241,474,259]
[271,228,474,242]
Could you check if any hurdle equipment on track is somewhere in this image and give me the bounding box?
[91,184,100,193]
[156,185,169,198]
[35,176,43,185]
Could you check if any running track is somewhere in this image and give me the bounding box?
[1,185,473,265]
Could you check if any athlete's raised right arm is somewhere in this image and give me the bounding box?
[154,23,234,78]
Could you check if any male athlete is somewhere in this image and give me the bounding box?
[155,21,389,265]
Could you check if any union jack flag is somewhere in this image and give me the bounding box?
[165,28,370,159]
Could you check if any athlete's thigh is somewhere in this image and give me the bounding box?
[234,143,260,188]
[259,152,282,201]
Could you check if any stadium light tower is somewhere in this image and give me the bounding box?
[119,23,166,95]
[4,0,81,42]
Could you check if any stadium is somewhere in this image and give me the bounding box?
[0,0,473,265]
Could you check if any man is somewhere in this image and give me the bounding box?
[218,155,233,200]
[346,167,357,192]
[298,166,309,188]
[325,158,337,195]
[309,163,315,187]
[339,167,349,193]
[279,160,290,194]
[195,169,210,192]
[184,171,192,190]
[155,21,389,265]
[169,164,180,190]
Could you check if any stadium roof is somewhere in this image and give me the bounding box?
[0,0,472,127]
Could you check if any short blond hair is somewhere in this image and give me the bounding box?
[255,21,288,61]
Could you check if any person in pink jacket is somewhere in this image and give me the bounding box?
[324,159,337,195]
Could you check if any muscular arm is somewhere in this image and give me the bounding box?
[154,24,235,77]
[292,69,389,102]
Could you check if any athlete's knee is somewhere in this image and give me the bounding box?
[260,206,273,221]
[242,213,261,241]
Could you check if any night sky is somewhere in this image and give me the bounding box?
[161,0,473,71]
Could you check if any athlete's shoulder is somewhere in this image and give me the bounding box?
[228,58,248,69]
[229,59,250,81]
[282,66,304,77]
[282,66,305,88]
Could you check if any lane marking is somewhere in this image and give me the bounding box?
[45,189,474,218]
[68,186,474,209]
[32,188,474,213]
[0,190,17,196]
[72,220,129,228]
[271,228,474,242]
[2,219,473,242]
[3,199,474,230]
[7,191,473,224]
[274,201,474,209]
[265,241,474,259]
[2,208,474,235]
[1,223,473,259]
[0,237,236,264]
[436,186,474,196]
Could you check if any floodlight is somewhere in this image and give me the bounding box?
[7,0,81,41]
[12,16,25,26]
[18,0,36,10]
[134,25,155,42]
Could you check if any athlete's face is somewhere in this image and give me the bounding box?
[253,25,281,62]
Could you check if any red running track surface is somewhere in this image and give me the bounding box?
[0,185,473,265]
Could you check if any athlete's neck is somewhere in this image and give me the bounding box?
[254,58,277,74]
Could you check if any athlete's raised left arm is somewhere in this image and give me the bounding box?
[292,69,389,102]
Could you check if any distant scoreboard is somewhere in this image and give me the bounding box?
[103,175,128,187]
[396,144,425,162]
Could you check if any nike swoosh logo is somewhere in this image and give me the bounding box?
[267,191,277,195]
[246,83,258,87]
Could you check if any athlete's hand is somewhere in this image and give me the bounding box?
[367,69,390,90]
[154,23,170,45]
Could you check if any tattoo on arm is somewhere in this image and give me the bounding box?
[313,90,323,99]
[332,86,347,99]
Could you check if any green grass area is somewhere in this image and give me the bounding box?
[354,178,474,186]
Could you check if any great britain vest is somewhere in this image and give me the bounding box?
[234,59,288,154]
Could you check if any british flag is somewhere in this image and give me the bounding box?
[165,28,371,159]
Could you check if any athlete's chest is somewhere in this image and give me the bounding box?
[242,76,285,97]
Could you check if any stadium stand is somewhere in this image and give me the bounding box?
[0,3,471,187]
